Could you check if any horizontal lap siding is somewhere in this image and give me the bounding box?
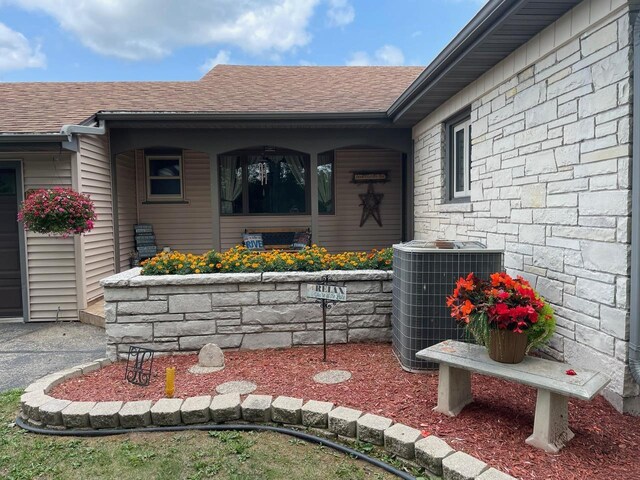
[137,150,213,253]
[220,216,312,250]
[116,152,137,271]
[79,135,115,301]
[318,148,403,252]
[21,154,78,321]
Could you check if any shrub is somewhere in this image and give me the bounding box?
[18,187,96,237]
[141,245,392,275]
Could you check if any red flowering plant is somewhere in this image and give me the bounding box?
[447,272,556,352]
[18,187,97,237]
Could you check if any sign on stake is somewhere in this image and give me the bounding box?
[305,276,347,361]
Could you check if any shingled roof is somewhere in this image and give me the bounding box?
[0,65,424,134]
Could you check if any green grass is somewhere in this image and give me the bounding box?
[0,390,430,480]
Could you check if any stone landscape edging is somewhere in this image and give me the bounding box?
[19,360,516,480]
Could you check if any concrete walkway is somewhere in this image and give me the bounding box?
[0,322,105,391]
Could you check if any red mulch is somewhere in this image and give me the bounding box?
[50,344,640,480]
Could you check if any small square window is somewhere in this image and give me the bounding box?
[446,113,471,200]
[146,155,183,201]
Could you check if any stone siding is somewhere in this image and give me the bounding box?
[102,269,392,359]
[413,7,637,411]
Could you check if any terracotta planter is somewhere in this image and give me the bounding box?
[488,329,527,364]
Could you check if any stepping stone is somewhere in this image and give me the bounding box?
[357,413,393,445]
[181,395,212,424]
[384,423,422,460]
[241,394,272,422]
[302,400,334,428]
[313,370,352,384]
[271,396,303,424]
[119,400,153,428]
[216,380,257,395]
[151,398,183,426]
[328,406,362,437]
[62,401,96,429]
[210,393,241,423]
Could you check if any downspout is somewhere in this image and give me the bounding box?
[60,120,106,141]
[629,9,640,385]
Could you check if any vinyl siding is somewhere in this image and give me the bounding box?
[136,149,213,253]
[78,134,114,301]
[18,153,78,321]
[317,148,403,252]
[116,152,137,270]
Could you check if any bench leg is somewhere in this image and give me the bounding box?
[434,364,473,417]
[525,389,574,453]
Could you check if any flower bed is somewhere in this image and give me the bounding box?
[140,245,392,275]
[44,344,640,480]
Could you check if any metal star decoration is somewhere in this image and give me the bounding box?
[359,183,384,227]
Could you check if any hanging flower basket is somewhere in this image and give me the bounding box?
[447,272,556,364]
[18,187,96,237]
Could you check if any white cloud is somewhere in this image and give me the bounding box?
[7,0,320,61]
[326,0,354,27]
[0,22,45,72]
[199,50,232,73]
[346,45,404,66]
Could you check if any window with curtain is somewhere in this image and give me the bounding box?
[318,152,334,214]
[219,149,310,215]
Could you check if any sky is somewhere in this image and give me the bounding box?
[0,0,487,82]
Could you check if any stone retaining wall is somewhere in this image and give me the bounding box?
[20,361,515,480]
[101,268,393,359]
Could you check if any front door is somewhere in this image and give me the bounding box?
[0,167,23,318]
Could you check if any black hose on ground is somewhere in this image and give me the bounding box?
[15,417,416,480]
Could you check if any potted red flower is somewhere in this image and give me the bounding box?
[447,272,556,363]
[18,187,96,237]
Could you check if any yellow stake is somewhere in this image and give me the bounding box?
[165,367,175,398]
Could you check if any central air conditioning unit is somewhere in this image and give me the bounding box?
[392,240,504,372]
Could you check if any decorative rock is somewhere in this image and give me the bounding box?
[328,406,362,437]
[312,370,352,384]
[241,395,273,423]
[62,402,96,429]
[119,400,153,428]
[39,398,72,426]
[442,451,488,480]
[477,468,518,480]
[90,401,123,429]
[356,413,393,445]
[192,343,225,374]
[383,423,422,460]
[151,398,184,426]
[215,380,257,395]
[415,436,455,476]
[210,393,242,423]
[181,396,212,424]
[271,396,303,424]
[302,400,334,428]
[20,392,53,421]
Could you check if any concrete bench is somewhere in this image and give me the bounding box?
[416,340,610,453]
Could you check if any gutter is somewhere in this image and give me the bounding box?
[60,119,106,141]
[630,9,640,386]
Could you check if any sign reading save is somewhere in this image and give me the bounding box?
[305,283,347,301]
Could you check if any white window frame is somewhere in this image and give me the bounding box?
[146,155,184,201]
[451,118,471,199]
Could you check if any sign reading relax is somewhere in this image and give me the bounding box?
[305,283,347,301]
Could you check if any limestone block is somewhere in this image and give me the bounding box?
[477,468,518,480]
[348,327,391,343]
[39,398,72,426]
[356,413,393,445]
[328,406,362,437]
[179,334,243,351]
[155,321,217,337]
[118,301,167,315]
[181,396,212,424]
[271,396,303,424]
[348,314,389,328]
[90,401,123,429]
[259,290,300,304]
[211,291,257,306]
[118,313,184,323]
[292,330,347,345]
[243,304,321,325]
[119,400,153,428]
[107,323,153,343]
[150,398,183,426]
[210,393,241,423]
[241,394,273,422]
[383,423,422,459]
[241,332,291,349]
[104,288,148,302]
[415,436,455,476]
[169,294,211,313]
[302,400,334,428]
[62,402,96,429]
[442,451,488,480]
[100,268,141,287]
[343,281,381,293]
